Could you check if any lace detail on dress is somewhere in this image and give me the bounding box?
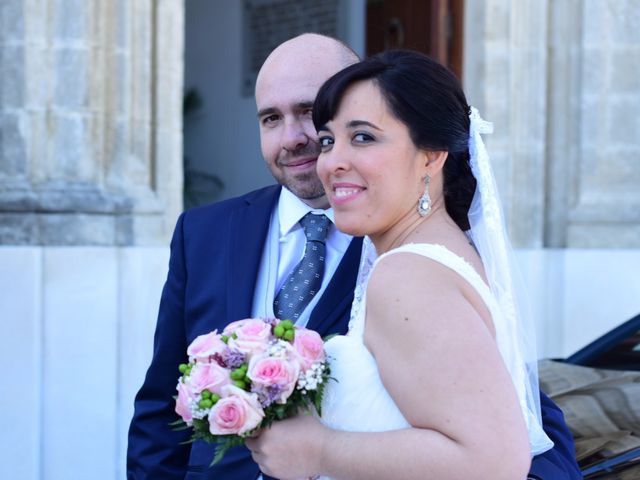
[347,236,377,336]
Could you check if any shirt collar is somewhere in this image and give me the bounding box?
[278,187,335,237]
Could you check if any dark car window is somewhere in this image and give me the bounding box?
[588,329,640,370]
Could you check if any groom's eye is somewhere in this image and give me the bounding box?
[261,114,280,126]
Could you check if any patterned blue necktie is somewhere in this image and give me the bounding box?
[273,213,331,321]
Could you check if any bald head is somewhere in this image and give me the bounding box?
[256,34,359,97]
[254,34,359,208]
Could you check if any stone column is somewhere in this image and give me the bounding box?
[464,0,640,249]
[547,0,640,248]
[0,0,183,245]
[463,0,549,248]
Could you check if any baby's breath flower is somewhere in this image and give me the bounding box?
[296,361,327,393]
[189,395,210,419]
[267,339,290,358]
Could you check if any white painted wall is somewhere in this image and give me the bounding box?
[517,250,640,358]
[0,247,166,480]
[1,246,639,479]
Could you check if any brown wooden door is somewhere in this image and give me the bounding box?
[366,0,464,81]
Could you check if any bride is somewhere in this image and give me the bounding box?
[247,50,553,480]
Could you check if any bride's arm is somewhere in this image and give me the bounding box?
[248,253,531,480]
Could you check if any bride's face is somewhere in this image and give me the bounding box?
[316,80,427,238]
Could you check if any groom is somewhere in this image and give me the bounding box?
[127,34,581,479]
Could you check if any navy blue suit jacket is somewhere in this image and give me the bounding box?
[127,185,363,479]
[127,185,580,479]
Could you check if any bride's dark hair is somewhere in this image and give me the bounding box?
[313,49,475,231]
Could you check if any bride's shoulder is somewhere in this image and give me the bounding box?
[363,250,481,347]
[367,247,463,304]
[365,243,494,336]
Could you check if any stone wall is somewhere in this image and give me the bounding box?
[464,0,640,248]
[0,0,184,245]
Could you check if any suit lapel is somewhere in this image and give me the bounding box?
[307,236,363,336]
[226,186,280,322]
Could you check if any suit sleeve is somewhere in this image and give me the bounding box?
[127,213,192,479]
[528,390,582,479]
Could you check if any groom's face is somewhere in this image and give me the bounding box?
[255,39,348,209]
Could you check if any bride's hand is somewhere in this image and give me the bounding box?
[246,414,329,479]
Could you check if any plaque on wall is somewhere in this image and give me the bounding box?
[242,0,348,96]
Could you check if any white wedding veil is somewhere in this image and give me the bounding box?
[466,107,553,455]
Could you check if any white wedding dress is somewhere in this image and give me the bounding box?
[319,242,552,479]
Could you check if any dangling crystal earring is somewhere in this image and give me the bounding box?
[417,175,431,217]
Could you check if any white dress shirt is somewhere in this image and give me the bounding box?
[251,187,352,326]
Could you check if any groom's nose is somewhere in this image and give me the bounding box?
[281,118,313,153]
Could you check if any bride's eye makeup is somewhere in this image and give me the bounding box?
[352,132,375,144]
[318,134,334,151]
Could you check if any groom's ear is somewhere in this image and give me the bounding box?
[422,150,448,176]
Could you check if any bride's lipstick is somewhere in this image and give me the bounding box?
[331,182,365,206]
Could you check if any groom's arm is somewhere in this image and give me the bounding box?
[127,213,191,479]
[528,390,582,479]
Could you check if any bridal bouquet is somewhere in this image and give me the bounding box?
[172,318,331,464]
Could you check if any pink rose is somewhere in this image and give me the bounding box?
[187,330,227,361]
[293,328,325,371]
[187,362,230,395]
[222,319,252,335]
[225,319,272,357]
[208,385,264,436]
[175,380,196,425]
[247,353,300,403]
